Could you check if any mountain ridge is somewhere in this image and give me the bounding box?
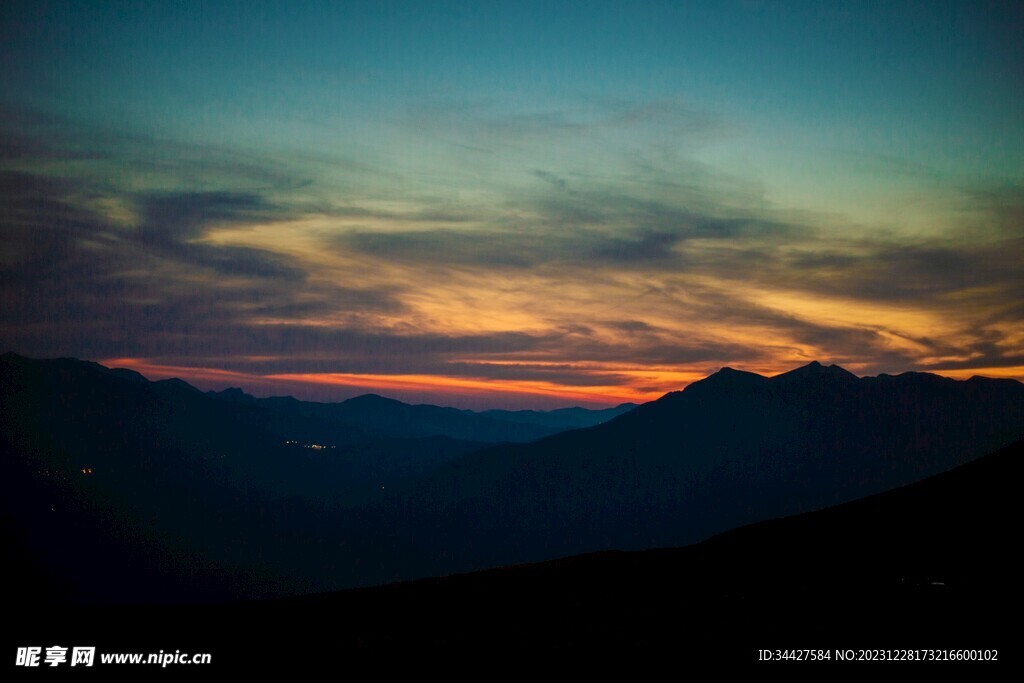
[376,358,1024,574]
[2,351,1023,602]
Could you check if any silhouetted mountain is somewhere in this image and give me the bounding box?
[205,385,627,443]
[15,437,1021,667]
[0,353,496,502]
[379,361,1024,572]
[0,353,634,602]
[3,353,1023,606]
[477,403,637,430]
[265,435,1024,658]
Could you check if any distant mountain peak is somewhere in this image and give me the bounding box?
[706,366,766,381]
[717,366,756,375]
[343,393,405,407]
[773,361,857,382]
[678,365,767,399]
[682,361,864,399]
[209,387,254,402]
[154,377,202,394]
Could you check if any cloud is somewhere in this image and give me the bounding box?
[3,97,1023,404]
[130,191,307,280]
[0,163,408,365]
[405,96,728,153]
[334,192,806,272]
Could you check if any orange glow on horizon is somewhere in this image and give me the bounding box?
[924,366,1024,382]
[100,357,669,406]
[266,371,656,405]
[99,356,1024,409]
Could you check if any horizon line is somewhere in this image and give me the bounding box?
[5,351,1022,411]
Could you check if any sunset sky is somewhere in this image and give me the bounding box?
[1,1,1022,408]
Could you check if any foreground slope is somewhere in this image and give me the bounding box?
[14,437,1021,667]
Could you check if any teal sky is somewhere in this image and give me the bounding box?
[2,1,1022,407]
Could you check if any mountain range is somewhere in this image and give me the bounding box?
[3,352,1022,605]
[378,360,1024,570]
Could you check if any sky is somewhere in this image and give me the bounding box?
[1,0,1022,408]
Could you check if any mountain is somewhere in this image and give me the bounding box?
[16,437,1021,667]
[206,387,586,443]
[0,353,634,602]
[1,353,629,500]
[379,361,1024,572]
[320,434,1017,659]
[477,403,637,431]
[259,434,1024,658]
[3,353,1023,605]
[0,353,494,503]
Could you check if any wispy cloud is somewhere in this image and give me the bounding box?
[2,94,1023,406]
